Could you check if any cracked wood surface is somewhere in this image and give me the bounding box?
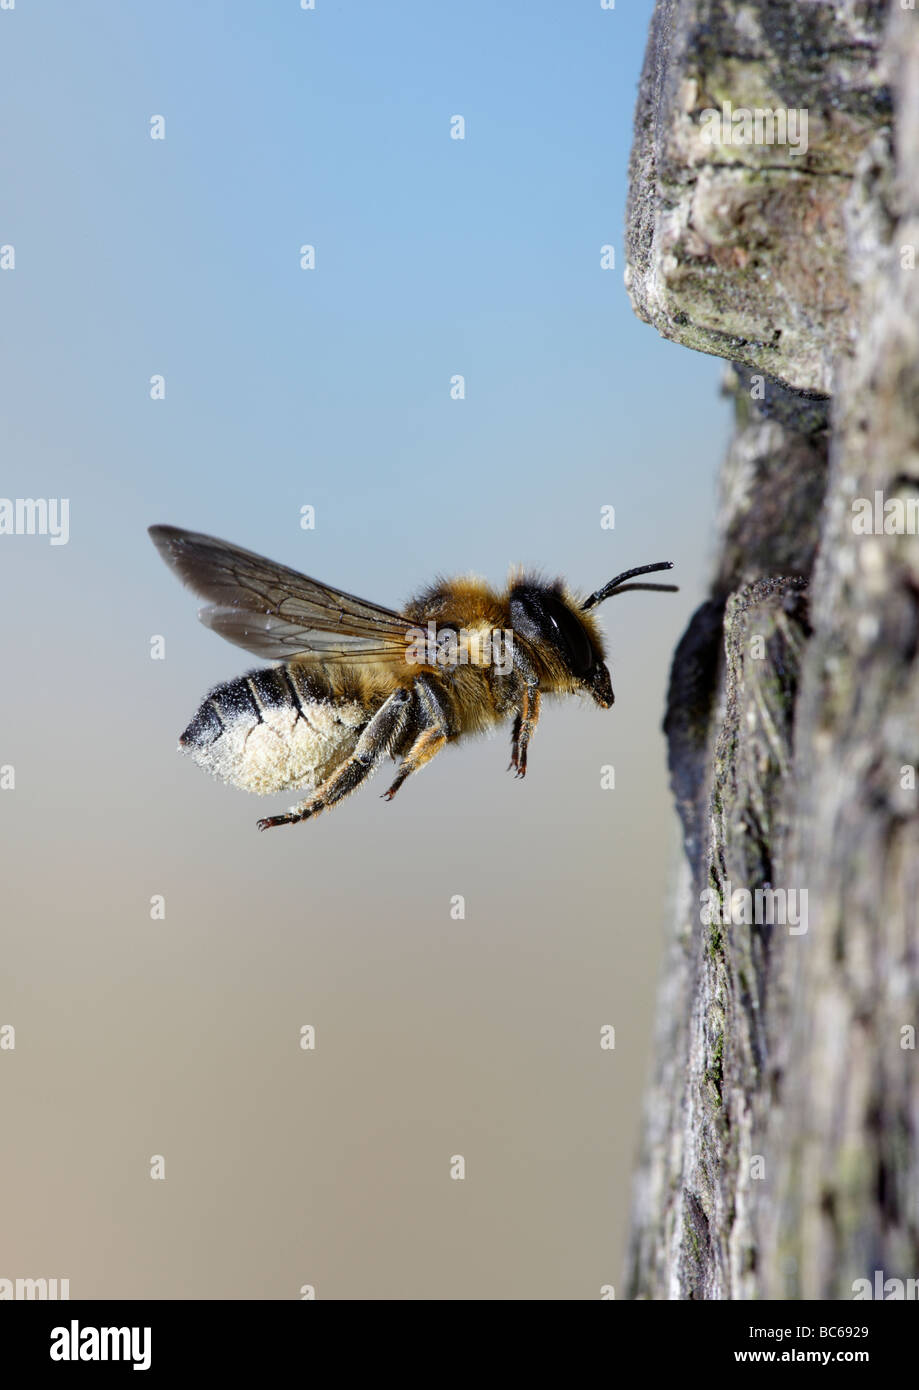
[626,1,919,1300]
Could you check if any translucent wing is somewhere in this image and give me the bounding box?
[149,525,414,662]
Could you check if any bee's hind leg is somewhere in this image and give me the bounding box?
[257,687,412,830]
[382,677,448,802]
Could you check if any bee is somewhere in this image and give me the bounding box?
[149,525,677,830]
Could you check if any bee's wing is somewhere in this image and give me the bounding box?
[149,525,414,663]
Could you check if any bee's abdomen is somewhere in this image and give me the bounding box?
[179,667,368,796]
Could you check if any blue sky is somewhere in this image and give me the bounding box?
[1,0,729,1299]
[1,0,723,594]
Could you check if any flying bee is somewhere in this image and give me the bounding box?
[149,525,677,830]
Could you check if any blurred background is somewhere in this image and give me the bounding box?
[0,0,726,1298]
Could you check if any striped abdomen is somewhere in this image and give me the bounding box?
[179,665,371,796]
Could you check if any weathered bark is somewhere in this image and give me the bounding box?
[626,0,890,395]
[626,0,919,1300]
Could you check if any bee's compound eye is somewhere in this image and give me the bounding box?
[510,589,594,675]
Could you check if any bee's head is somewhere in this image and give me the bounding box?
[508,583,615,707]
[508,562,676,709]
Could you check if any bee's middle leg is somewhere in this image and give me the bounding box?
[382,677,449,801]
[257,688,411,829]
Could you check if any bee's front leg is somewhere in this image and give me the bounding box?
[508,712,522,773]
[508,651,540,778]
[509,685,540,778]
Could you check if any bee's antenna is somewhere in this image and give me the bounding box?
[582,561,677,611]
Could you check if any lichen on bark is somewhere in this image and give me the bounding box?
[625,0,892,395]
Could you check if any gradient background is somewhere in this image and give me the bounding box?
[0,1,725,1299]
